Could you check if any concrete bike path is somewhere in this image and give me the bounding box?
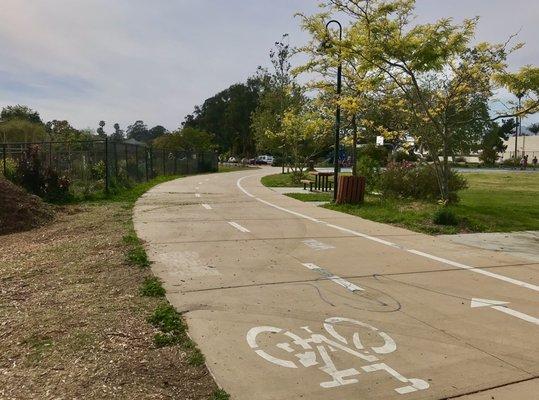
[133,167,538,400]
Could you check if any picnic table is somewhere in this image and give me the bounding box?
[308,171,333,192]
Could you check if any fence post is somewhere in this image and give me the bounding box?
[162,149,166,175]
[144,147,149,181]
[104,137,110,193]
[113,141,118,179]
[149,147,154,178]
[135,145,140,181]
[2,143,6,177]
[124,143,128,179]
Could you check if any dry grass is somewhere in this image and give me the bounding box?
[0,203,218,399]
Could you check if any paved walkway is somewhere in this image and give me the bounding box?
[134,167,538,400]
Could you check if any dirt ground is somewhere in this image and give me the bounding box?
[0,177,54,236]
[0,202,218,399]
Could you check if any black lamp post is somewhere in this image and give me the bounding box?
[323,19,343,201]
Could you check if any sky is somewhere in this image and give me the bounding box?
[0,0,537,132]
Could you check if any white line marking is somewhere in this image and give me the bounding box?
[198,181,203,185]
[302,263,364,292]
[228,221,250,233]
[471,298,539,325]
[237,174,539,293]
[195,193,201,198]
[409,250,539,292]
[195,186,200,190]
[303,239,335,251]
[201,204,212,210]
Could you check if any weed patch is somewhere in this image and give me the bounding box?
[140,276,166,297]
[210,389,231,400]
[148,303,206,368]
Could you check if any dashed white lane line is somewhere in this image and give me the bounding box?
[228,221,250,233]
[302,263,364,292]
[195,193,201,198]
[303,239,335,251]
[236,175,539,293]
[202,204,212,210]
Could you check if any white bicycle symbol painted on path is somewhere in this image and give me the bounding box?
[246,317,429,395]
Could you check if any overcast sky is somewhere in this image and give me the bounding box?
[0,0,537,132]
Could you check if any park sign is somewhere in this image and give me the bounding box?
[376,136,384,146]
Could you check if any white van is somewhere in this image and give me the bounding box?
[256,155,274,165]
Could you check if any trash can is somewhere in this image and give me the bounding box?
[336,175,366,204]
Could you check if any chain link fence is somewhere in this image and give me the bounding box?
[1,139,218,195]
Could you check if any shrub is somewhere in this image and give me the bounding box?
[43,167,71,202]
[357,143,389,166]
[392,150,418,163]
[16,145,45,196]
[379,162,467,202]
[433,208,459,226]
[1,157,17,181]
[14,145,71,202]
[356,155,381,191]
[91,160,106,180]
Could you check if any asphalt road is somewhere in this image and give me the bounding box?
[134,167,538,400]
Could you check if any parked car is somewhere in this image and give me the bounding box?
[256,155,274,165]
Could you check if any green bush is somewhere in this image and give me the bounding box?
[357,143,389,166]
[1,157,17,181]
[379,162,467,202]
[392,150,418,163]
[356,155,381,191]
[14,145,71,202]
[433,208,459,226]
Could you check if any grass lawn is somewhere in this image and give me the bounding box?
[285,192,333,202]
[0,175,225,399]
[261,172,304,187]
[276,172,538,234]
[218,164,258,173]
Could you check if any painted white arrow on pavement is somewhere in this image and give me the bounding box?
[471,298,539,326]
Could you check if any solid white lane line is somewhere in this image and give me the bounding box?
[228,221,250,233]
[195,193,201,198]
[302,263,364,292]
[202,204,212,210]
[237,174,539,293]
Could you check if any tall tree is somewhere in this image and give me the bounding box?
[183,73,268,157]
[111,123,125,141]
[1,105,42,124]
[480,119,516,165]
[298,0,538,202]
[97,120,106,138]
[153,127,215,153]
[148,125,168,142]
[126,120,150,142]
[528,123,539,135]
[252,35,304,162]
